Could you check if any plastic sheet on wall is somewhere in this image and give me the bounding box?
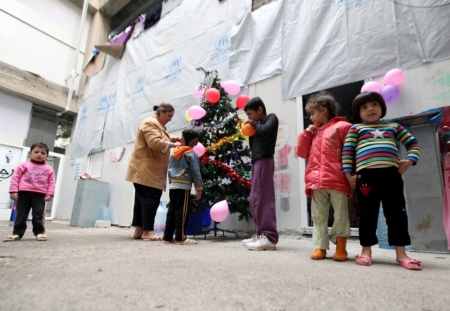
[281,0,450,100]
[229,0,283,85]
[70,0,252,158]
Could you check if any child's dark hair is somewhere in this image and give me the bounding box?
[30,142,49,154]
[305,91,340,120]
[351,91,387,123]
[244,97,266,114]
[182,128,199,146]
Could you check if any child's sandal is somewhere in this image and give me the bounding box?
[36,234,47,241]
[4,235,21,242]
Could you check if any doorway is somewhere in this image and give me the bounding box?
[298,81,364,235]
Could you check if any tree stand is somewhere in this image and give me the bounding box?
[195,221,239,240]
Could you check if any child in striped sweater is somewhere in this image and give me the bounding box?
[342,91,422,270]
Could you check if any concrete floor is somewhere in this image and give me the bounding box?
[0,220,449,311]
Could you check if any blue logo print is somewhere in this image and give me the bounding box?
[333,0,375,15]
[215,35,230,51]
[132,75,145,100]
[97,95,108,117]
[210,35,231,66]
[107,91,117,112]
[164,57,182,86]
[80,107,87,126]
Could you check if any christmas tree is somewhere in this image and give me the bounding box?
[190,68,252,221]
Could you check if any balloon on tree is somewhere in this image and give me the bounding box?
[205,88,221,104]
[220,80,241,96]
[190,67,252,221]
[188,105,206,120]
[193,142,205,157]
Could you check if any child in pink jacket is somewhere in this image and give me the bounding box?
[4,142,55,242]
[296,91,352,261]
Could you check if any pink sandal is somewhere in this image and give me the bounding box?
[398,259,422,270]
[355,255,372,266]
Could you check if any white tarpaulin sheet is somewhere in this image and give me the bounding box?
[71,0,252,158]
[228,0,283,85]
[282,0,450,100]
[72,0,450,157]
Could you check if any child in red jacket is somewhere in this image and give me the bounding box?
[296,91,352,261]
[4,142,55,242]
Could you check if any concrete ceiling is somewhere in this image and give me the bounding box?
[70,0,164,38]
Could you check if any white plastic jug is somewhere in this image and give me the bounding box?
[154,202,167,234]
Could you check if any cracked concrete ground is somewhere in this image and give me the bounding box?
[0,220,449,311]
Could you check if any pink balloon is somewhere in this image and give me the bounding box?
[188,105,206,120]
[381,84,400,103]
[361,81,382,93]
[194,87,204,99]
[210,200,229,222]
[220,80,241,96]
[205,88,220,104]
[384,68,404,86]
[193,142,205,157]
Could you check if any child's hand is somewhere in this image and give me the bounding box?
[195,191,202,200]
[345,173,358,189]
[10,193,18,201]
[306,125,316,132]
[44,195,53,202]
[398,159,413,175]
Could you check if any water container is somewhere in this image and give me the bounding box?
[377,204,410,250]
[99,207,113,221]
[154,202,167,234]
[202,208,211,228]
[185,209,203,235]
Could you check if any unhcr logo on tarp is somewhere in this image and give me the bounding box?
[210,35,231,66]
[97,95,108,117]
[164,57,182,86]
[79,107,87,126]
[333,0,375,14]
[107,91,117,113]
[132,75,145,100]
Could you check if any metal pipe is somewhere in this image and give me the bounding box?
[57,0,89,116]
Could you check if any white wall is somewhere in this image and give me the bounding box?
[0,92,32,145]
[0,0,91,90]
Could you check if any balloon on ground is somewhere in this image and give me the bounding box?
[210,200,229,222]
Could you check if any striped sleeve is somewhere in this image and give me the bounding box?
[342,125,357,173]
[396,124,420,164]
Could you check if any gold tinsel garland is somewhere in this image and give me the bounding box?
[205,119,245,153]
